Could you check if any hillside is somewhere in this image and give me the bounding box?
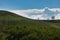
[0,10,60,40]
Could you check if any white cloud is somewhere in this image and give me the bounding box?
[9,9,45,20]
[55,14,60,19]
[49,8,60,12]
[9,8,60,20]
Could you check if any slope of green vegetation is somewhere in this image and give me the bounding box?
[0,10,60,40]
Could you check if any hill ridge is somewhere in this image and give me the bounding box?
[0,10,60,40]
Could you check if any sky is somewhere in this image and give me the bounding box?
[0,0,60,9]
[0,0,60,20]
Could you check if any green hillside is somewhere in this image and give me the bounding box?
[0,10,60,40]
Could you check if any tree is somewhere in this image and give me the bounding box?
[51,16,55,20]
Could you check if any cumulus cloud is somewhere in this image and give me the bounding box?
[9,8,60,20]
[10,9,45,20]
[55,14,60,19]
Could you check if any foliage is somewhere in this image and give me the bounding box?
[0,10,60,40]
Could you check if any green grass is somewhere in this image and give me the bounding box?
[0,10,60,40]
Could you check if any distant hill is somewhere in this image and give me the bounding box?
[0,10,60,40]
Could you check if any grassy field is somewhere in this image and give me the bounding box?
[0,10,60,40]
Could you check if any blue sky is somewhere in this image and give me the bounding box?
[0,0,60,20]
[0,0,60,10]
